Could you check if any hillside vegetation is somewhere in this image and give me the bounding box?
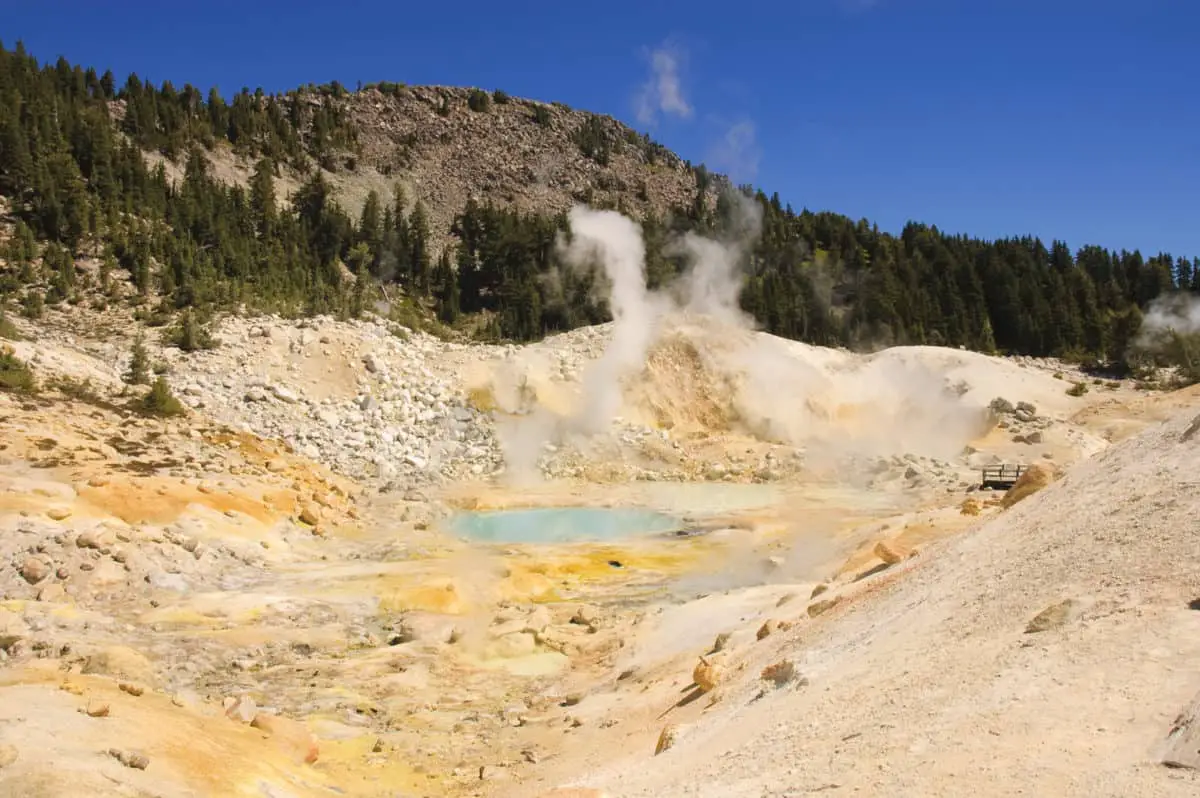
[1,41,1198,361]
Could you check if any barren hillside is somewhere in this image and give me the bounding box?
[134,84,717,253]
[540,404,1200,798]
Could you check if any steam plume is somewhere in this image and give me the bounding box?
[1138,292,1200,344]
[486,189,991,483]
[561,206,668,434]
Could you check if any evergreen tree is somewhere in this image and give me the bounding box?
[434,249,460,323]
[409,201,432,294]
[249,158,277,238]
[125,334,151,385]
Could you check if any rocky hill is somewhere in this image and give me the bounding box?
[128,83,718,253]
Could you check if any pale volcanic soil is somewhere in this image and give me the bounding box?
[0,302,1196,798]
[534,406,1200,798]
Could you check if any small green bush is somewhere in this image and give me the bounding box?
[168,311,218,352]
[47,374,103,403]
[21,291,43,319]
[1066,381,1088,397]
[0,311,23,341]
[141,376,185,417]
[467,89,491,112]
[0,347,36,394]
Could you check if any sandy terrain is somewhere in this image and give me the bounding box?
[0,302,1195,798]
[543,405,1200,798]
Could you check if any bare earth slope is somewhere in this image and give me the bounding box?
[2,305,1196,798]
[140,85,714,252]
[561,406,1200,797]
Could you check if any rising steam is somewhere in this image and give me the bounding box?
[1138,292,1200,344]
[486,191,993,483]
[561,206,669,435]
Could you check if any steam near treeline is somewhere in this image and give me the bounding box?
[1,41,1197,372]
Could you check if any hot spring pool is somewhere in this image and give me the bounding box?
[448,507,683,544]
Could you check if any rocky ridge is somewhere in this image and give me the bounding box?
[137,84,720,254]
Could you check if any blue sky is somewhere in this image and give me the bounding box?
[6,0,1198,257]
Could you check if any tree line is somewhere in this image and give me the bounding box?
[1,40,1197,378]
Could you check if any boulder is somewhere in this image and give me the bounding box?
[1025,599,1077,633]
[250,712,319,764]
[392,611,459,645]
[82,646,158,686]
[874,540,913,565]
[223,695,258,723]
[19,557,50,585]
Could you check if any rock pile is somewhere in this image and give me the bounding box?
[159,316,504,487]
[990,396,1052,445]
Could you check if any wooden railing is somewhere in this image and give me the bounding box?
[980,464,1027,488]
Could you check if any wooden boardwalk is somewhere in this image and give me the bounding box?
[980,464,1027,490]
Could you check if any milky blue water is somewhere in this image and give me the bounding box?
[448,507,682,544]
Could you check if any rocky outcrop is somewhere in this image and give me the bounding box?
[135,85,721,256]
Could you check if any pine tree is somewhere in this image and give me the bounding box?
[170,310,216,352]
[434,250,460,323]
[409,201,432,293]
[358,189,382,255]
[346,242,372,318]
[249,158,276,238]
[125,334,151,385]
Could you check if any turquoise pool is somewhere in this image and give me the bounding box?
[447,507,683,544]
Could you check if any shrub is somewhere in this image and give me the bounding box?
[0,346,36,394]
[532,105,551,127]
[1066,381,1088,397]
[168,310,218,352]
[0,311,23,341]
[492,89,510,105]
[572,115,612,165]
[141,376,185,417]
[467,89,491,112]
[46,374,103,404]
[21,291,43,319]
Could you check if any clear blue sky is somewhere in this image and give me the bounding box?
[6,0,1198,257]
